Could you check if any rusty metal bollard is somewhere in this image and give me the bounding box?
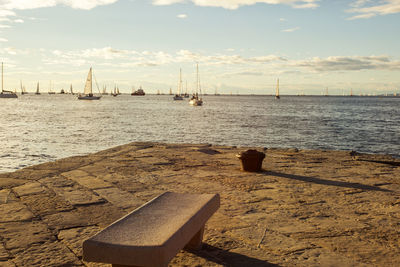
[236,149,265,172]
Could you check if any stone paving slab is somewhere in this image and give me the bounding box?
[93,187,143,210]
[12,182,46,197]
[11,241,82,267]
[43,203,124,231]
[0,221,55,250]
[0,202,34,223]
[62,170,112,190]
[0,189,11,204]
[51,186,104,206]
[20,192,74,216]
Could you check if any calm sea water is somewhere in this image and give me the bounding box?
[1,94,399,173]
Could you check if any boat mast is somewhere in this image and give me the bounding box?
[179,68,182,95]
[196,63,199,94]
[1,62,3,93]
[276,79,279,97]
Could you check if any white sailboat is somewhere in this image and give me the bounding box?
[0,62,18,98]
[70,84,74,95]
[189,63,203,106]
[275,78,280,99]
[173,68,183,100]
[77,67,101,100]
[35,82,40,95]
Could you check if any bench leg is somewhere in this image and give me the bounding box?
[184,226,205,250]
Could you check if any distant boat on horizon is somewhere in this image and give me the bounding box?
[275,78,280,99]
[77,67,101,100]
[132,85,145,96]
[48,81,55,94]
[0,62,18,98]
[35,82,40,95]
[173,68,183,100]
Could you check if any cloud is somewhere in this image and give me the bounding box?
[293,55,400,71]
[177,14,187,18]
[152,0,320,10]
[347,0,400,19]
[46,47,287,68]
[282,26,300,32]
[0,0,119,10]
[14,19,24,23]
[0,38,8,42]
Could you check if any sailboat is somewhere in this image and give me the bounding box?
[20,81,28,95]
[275,79,280,99]
[77,67,101,100]
[111,85,118,97]
[0,62,18,98]
[35,82,40,95]
[173,68,183,100]
[70,84,74,95]
[48,81,55,94]
[189,63,203,106]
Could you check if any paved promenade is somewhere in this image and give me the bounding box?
[0,142,399,266]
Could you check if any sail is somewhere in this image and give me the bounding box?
[83,68,92,95]
[276,79,280,97]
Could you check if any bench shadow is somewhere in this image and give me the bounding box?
[263,171,391,192]
[188,244,280,267]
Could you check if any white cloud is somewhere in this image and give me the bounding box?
[0,0,119,10]
[347,0,400,19]
[46,47,287,67]
[0,37,8,42]
[282,26,300,32]
[177,14,187,18]
[0,24,11,28]
[152,0,320,10]
[14,19,24,23]
[292,55,400,71]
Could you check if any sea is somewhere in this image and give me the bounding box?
[1,94,399,173]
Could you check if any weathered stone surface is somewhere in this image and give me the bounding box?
[58,226,101,257]
[0,221,54,250]
[13,182,46,197]
[1,142,400,266]
[20,192,74,216]
[0,189,11,204]
[62,170,112,189]
[43,203,124,230]
[0,243,10,261]
[0,178,26,189]
[11,241,82,267]
[94,187,143,210]
[52,186,104,206]
[0,202,34,222]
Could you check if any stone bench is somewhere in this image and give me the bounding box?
[83,192,220,267]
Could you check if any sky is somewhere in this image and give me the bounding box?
[0,0,399,95]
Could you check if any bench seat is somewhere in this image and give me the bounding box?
[83,192,220,267]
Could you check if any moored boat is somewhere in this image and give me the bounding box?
[77,67,101,100]
[0,62,18,99]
